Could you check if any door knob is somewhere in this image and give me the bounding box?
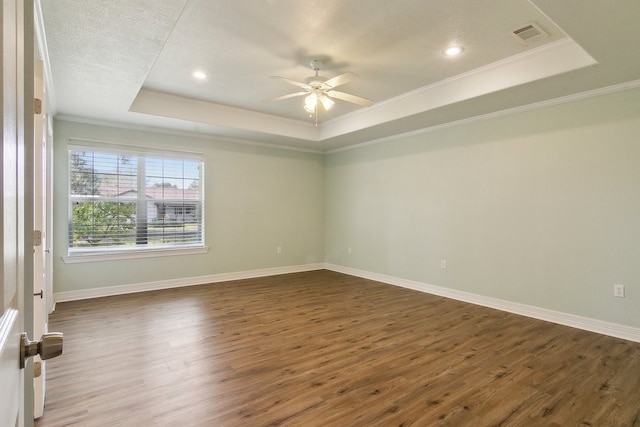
[20,332,63,369]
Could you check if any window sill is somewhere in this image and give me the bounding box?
[62,245,209,264]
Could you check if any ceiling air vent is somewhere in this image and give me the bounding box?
[511,22,548,44]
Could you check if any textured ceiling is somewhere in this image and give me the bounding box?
[38,0,640,152]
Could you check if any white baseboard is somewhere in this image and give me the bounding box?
[325,263,640,343]
[54,263,325,303]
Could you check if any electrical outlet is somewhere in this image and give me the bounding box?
[440,260,446,269]
[276,246,282,254]
[614,284,625,298]
[348,247,352,254]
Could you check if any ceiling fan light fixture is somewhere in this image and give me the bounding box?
[304,93,317,113]
[320,94,334,111]
[270,59,371,120]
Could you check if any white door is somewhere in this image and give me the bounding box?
[1,0,34,426]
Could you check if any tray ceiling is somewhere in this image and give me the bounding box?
[38,0,640,152]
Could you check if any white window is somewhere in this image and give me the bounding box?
[66,142,205,261]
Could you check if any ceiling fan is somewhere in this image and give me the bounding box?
[269,59,373,122]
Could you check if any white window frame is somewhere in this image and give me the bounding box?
[63,139,207,263]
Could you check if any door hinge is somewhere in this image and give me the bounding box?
[33,230,42,246]
[34,98,42,114]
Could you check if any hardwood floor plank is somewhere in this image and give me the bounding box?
[35,270,640,426]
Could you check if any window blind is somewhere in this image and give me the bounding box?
[68,144,204,254]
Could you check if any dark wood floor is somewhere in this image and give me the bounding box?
[36,270,640,426]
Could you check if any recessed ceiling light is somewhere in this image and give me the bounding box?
[444,45,464,57]
[192,70,207,80]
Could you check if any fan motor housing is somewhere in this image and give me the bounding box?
[305,76,328,87]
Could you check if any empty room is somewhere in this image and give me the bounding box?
[2,1,639,426]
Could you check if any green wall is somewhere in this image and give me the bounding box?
[52,120,325,292]
[53,87,639,329]
[325,88,640,328]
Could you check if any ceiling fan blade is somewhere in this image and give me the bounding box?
[323,71,358,89]
[271,76,310,90]
[327,90,373,107]
[266,92,308,102]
